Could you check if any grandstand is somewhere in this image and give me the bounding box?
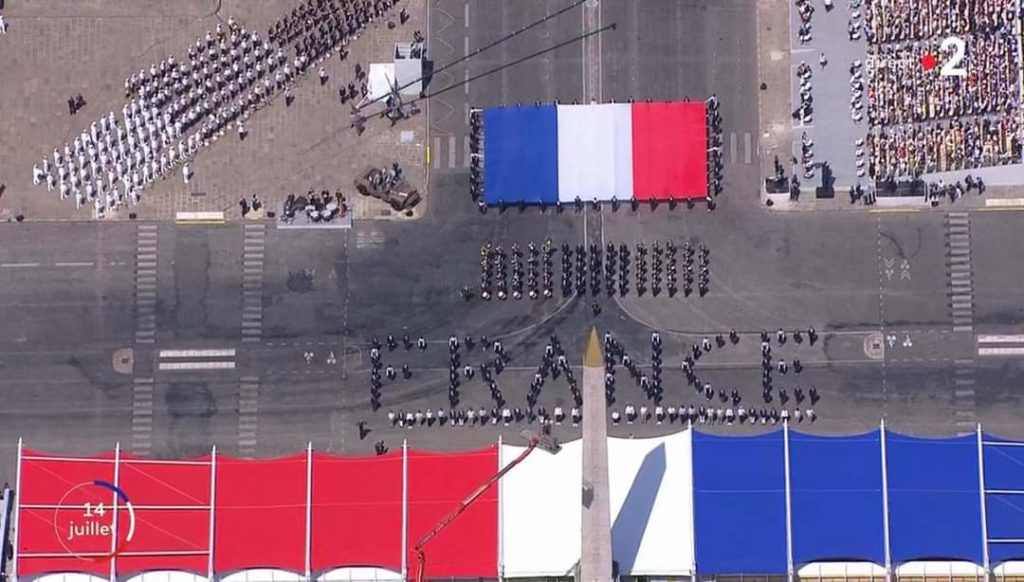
[10,423,1024,582]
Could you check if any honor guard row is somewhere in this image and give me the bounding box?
[475,240,709,301]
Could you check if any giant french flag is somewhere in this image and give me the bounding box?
[482,102,708,205]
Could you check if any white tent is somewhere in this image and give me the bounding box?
[994,562,1024,576]
[607,432,694,576]
[895,561,986,577]
[797,562,887,578]
[33,575,108,582]
[367,64,396,102]
[318,567,403,582]
[500,432,694,578]
[221,569,304,582]
[123,573,208,582]
[501,438,582,577]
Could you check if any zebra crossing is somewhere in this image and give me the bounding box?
[431,131,758,169]
[432,134,472,170]
[953,359,976,436]
[727,131,757,165]
[135,224,159,344]
[131,377,155,456]
[242,224,266,343]
[355,228,385,249]
[238,377,260,457]
[946,212,974,332]
[977,335,1024,357]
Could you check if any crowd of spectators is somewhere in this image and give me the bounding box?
[860,0,1023,179]
[863,0,1016,43]
[867,116,1018,179]
[867,34,1018,126]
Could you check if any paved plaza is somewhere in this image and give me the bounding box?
[0,0,426,223]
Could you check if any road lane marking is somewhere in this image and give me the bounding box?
[159,361,236,371]
[985,198,1024,207]
[978,335,1024,343]
[159,349,236,358]
[54,261,95,267]
[1,263,40,268]
[978,347,1024,356]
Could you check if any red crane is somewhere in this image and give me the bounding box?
[413,429,561,582]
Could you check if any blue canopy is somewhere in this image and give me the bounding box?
[983,435,1024,564]
[482,105,558,204]
[687,429,1024,573]
[886,434,983,563]
[693,431,787,573]
[790,431,885,564]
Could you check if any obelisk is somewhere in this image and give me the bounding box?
[579,327,614,582]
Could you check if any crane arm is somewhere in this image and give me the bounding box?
[413,439,539,582]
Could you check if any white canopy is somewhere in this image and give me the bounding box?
[33,575,107,582]
[797,562,887,578]
[221,569,304,582]
[318,567,402,581]
[895,561,985,577]
[367,63,396,101]
[994,561,1024,575]
[123,573,207,582]
[501,431,694,578]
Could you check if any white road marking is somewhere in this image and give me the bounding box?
[158,361,236,371]
[1,263,40,268]
[978,347,1024,356]
[985,198,1024,207]
[159,349,236,358]
[54,261,95,267]
[978,335,1024,343]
